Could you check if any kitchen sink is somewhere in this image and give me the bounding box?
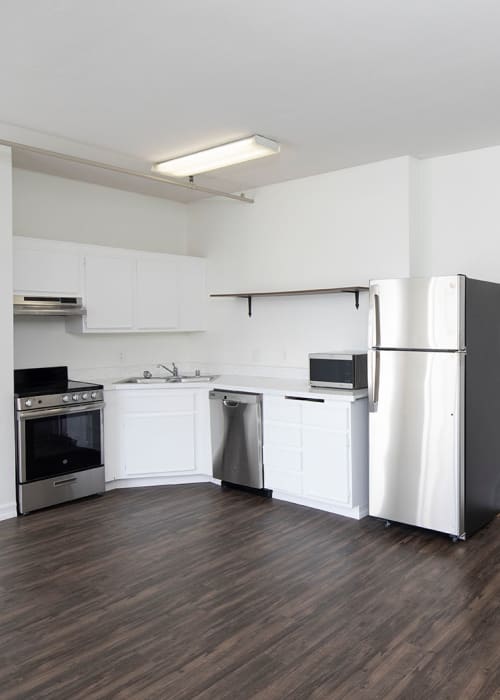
[115,375,217,384]
[169,375,218,383]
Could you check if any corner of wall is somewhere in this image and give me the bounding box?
[0,145,16,518]
[408,157,432,277]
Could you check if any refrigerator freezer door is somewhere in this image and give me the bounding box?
[369,350,463,536]
[369,276,465,350]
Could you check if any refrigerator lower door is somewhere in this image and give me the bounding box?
[369,350,464,536]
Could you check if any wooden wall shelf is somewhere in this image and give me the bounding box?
[210,286,369,317]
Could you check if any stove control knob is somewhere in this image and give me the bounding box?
[72,394,79,401]
[82,393,89,400]
[25,399,32,407]
[62,395,70,402]
[91,391,98,399]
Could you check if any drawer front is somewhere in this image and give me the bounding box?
[264,422,301,448]
[263,444,302,472]
[302,401,350,431]
[264,395,301,424]
[118,391,195,414]
[264,466,302,495]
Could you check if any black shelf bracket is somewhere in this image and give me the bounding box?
[211,286,367,317]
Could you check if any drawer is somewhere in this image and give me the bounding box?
[302,401,349,431]
[264,444,302,473]
[263,395,301,424]
[264,466,302,496]
[118,390,195,414]
[264,421,301,448]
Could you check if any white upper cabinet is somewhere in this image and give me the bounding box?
[77,251,205,333]
[177,256,207,331]
[135,258,178,330]
[84,255,135,330]
[13,237,207,333]
[14,238,81,296]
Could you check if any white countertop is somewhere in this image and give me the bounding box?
[105,374,368,402]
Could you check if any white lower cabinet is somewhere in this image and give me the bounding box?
[103,385,367,517]
[302,427,350,504]
[104,388,211,482]
[263,394,368,518]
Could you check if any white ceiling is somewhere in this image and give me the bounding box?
[2,0,500,202]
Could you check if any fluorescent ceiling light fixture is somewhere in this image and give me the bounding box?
[152,135,280,177]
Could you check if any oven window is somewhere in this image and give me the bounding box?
[22,410,102,482]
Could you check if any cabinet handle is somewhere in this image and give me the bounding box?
[284,396,325,403]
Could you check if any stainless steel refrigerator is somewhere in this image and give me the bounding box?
[368,275,500,539]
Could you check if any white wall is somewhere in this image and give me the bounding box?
[187,157,411,370]
[15,144,500,382]
[419,146,500,281]
[13,169,188,253]
[0,147,16,518]
[13,169,192,377]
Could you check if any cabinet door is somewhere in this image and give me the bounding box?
[123,412,195,475]
[135,258,178,330]
[177,256,206,331]
[263,418,302,496]
[84,255,134,329]
[117,391,197,477]
[302,427,350,504]
[14,246,81,296]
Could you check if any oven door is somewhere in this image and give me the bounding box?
[17,403,104,483]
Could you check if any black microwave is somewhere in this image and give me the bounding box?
[309,353,368,389]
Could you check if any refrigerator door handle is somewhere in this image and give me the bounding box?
[368,287,381,348]
[368,350,380,413]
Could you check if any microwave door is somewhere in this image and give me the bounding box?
[309,355,354,387]
[369,276,465,351]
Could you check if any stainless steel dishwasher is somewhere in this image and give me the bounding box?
[209,390,265,491]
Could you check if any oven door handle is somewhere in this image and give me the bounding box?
[17,401,104,420]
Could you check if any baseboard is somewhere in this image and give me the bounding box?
[105,474,212,490]
[0,502,17,521]
[271,490,368,520]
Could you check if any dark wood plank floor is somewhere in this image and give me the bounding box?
[0,485,499,699]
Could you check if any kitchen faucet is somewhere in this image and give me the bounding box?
[157,362,179,377]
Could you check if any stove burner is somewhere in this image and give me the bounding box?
[14,366,103,411]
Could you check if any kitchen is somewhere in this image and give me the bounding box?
[2,2,500,697]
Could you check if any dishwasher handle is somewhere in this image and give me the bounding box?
[209,390,262,405]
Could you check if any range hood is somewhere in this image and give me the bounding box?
[13,295,86,317]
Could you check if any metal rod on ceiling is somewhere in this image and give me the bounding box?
[0,138,254,204]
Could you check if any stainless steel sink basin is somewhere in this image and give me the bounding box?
[115,377,169,384]
[170,375,217,383]
[115,375,217,384]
